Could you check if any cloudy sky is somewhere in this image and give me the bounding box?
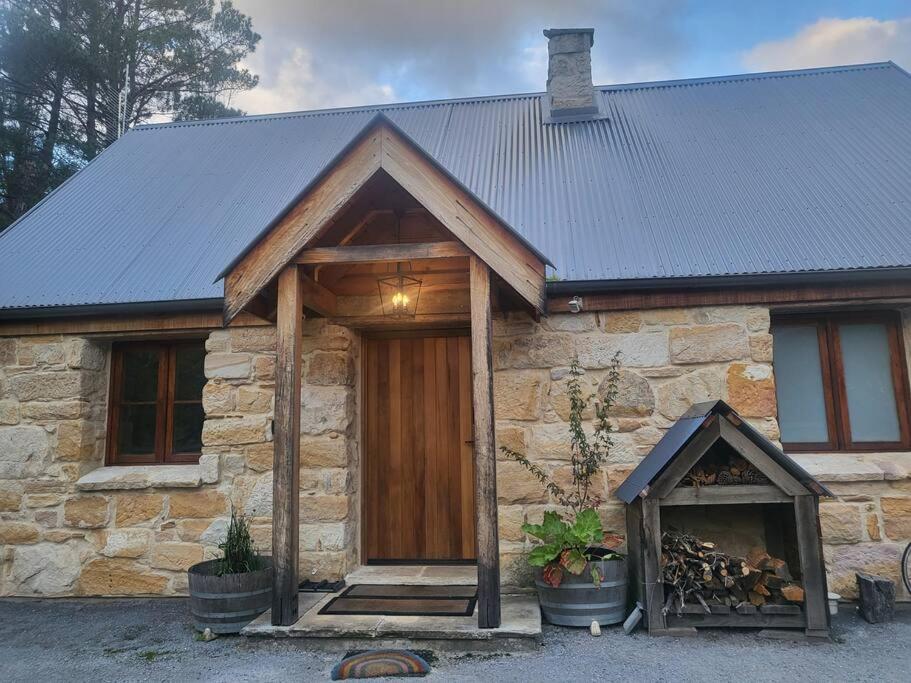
[228,0,911,115]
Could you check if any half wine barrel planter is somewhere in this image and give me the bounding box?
[534,557,628,627]
[188,558,273,634]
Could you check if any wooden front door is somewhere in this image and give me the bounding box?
[362,333,476,562]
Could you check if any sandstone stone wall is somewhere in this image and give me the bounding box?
[1,303,910,599]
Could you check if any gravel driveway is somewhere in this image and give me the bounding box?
[0,598,908,682]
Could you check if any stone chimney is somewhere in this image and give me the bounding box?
[543,28,597,119]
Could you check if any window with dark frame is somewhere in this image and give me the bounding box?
[107,341,206,465]
[771,311,911,452]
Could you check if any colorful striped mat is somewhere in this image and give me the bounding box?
[331,649,430,680]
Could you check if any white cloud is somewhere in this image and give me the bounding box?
[742,16,911,72]
[230,0,687,114]
[232,47,398,114]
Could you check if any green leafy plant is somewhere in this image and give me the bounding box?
[216,509,264,576]
[501,354,624,587]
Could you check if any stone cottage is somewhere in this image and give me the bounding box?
[1,28,910,628]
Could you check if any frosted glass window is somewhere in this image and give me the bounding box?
[839,323,901,443]
[773,324,830,444]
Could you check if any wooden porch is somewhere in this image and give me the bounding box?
[220,118,549,630]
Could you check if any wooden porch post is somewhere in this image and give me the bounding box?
[272,265,303,626]
[469,256,501,629]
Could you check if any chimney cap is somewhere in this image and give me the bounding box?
[543,28,594,46]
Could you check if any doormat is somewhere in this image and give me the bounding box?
[319,584,477,617]
[331,649,431,680]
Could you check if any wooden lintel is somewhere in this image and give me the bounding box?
[0,311,269,338]
[299,273,337,317]
[272,265,303,626]
[469,256,501,629]
[328,312,470,330]
[296,241,469,265]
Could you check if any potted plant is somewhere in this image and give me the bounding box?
[187,510,272,634]
[501,354,628,627]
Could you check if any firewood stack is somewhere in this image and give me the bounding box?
[660,530,804,615]
[680,457,770,487]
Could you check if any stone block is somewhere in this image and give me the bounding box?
[819,503,863,544]
[205,330,230,353]
[8,372,83,401]
[306,351,353,386]
[0,521,40,544]
[749,334,773,362]
[229,327,277,353]
[175,519,212,542]
[101,529,152,558]
[575,331,670,368]
[493,370,547,421]
[300,434,347,468]
[300,523,347,552]
[25,493,63,507]
[55,420,96,460]
[547,372,596,422]
[669,324,749,363]
[151,542,204,571]
[63,496,109,528]
[236,385,273,413]
[496,460,549,504]
[856,572,895,623]
[299,385,352,435]
[202,381,235,415]
[527,422,575,460]
[0,425,49,478]
[0,400,19,424]
[495,424,527,456]
[65,339,105,370]
[543,313,597,332]
[825,543,901,599]
[494,333,575,370]
[204,352,252,380]
[655,368,727,420]
[0,338,15,365]
[202,416,270,446]
[252,355,276,380]
[881,497,911,540]
[168,490,227,519]
[12,542,87,594]
[866,513,882,541]
[198,454,219,484]
[498,506,526,542]
[300,495,349,522]
[604,370,655,417]
[641,308,689,326]
[18,339,65,366]
[0,483,23,511]
[244,472,273,517]
[245,442,274,472]
[77,558,169,596]
[727,363,776,417]
[20,401,84,420]
[299,551,346,580]
[606,464,638,499]
[602,311,641,333]
[299,468,348,495]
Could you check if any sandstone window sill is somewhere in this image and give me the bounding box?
[790,452,911,484]
[75,455,218,491]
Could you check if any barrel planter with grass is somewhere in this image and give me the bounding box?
[534,554,628,627]
[188,557,273,634]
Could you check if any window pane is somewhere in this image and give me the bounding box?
[172,403,204,454]
[117,404,158,456]
[121,349,159,402]
[839,323,901,443]
[773,324,830,444]
[174,346,206,401]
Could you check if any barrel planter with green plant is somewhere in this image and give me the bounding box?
[501,354,628,627]
[188,511,272,634]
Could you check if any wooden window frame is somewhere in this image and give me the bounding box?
[773,311,911,452]
[106,340,205,465]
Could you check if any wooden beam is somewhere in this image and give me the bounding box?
[329,312,470,330]
[793,495,831,636]
[272,265,303,626]
[547,280,911,313]
[661,485,792,506]
[0,311,268,338]
[224,130,382,323]
[469,256,500,629]
[299,273,337,317]
[296,241,469,265]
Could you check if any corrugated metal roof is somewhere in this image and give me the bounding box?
[2,62,911,312]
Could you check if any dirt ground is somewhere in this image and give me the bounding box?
[0,597,908,682]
